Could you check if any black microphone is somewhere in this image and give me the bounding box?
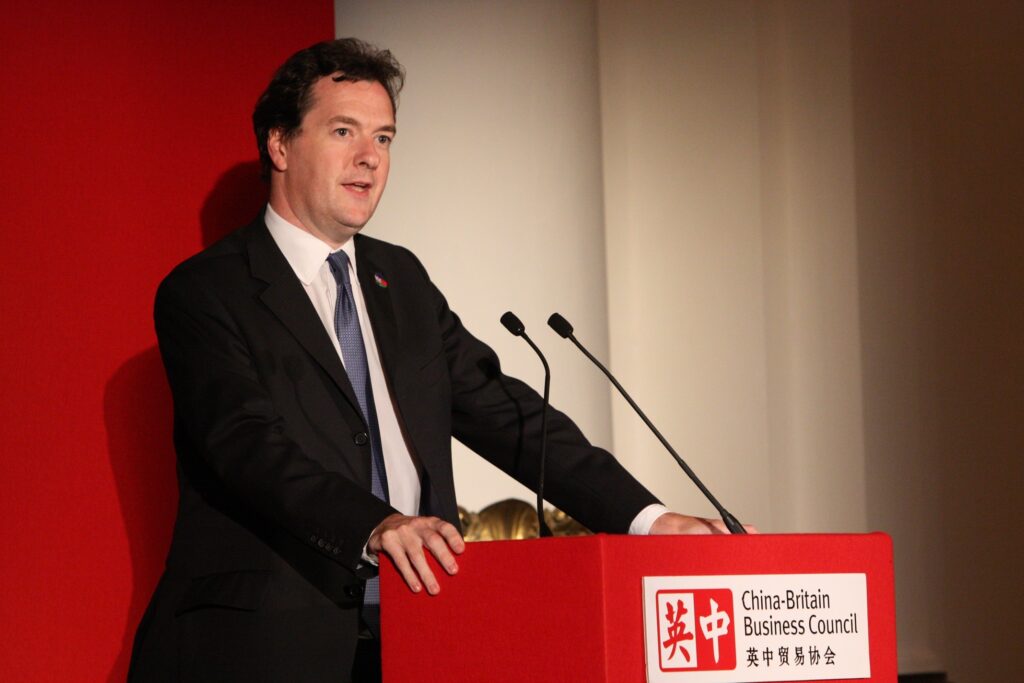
[547,312,746,534]
[499,311,554,538]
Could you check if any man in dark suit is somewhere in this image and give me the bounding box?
[129,38,738,682]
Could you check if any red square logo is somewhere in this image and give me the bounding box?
[655,588,736,672]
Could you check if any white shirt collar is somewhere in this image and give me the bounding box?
[264,204,356,285]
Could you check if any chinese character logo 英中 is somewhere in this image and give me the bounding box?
[656,589,737,672]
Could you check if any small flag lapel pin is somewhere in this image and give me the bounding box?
[374,272,389,288]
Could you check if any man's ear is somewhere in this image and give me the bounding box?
[267,128,289,173]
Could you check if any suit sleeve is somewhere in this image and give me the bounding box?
[407,255,662,535]
[154,267,394,574]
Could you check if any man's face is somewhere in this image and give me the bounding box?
[268,77,395,247]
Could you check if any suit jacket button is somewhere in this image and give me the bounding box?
[317,539,326,548]
[344,585,364,599]
[353,432,369,446]
[332,547,341,555]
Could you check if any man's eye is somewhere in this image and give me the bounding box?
[377,135,392,145]
[334,128,349,137]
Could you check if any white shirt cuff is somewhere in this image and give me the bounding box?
[629,503,671,535]
[360,543,379,566]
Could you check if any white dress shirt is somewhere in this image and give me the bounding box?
[266,205,420,518]
[264,205,667,535]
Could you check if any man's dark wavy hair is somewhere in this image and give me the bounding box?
[252,38,405,181]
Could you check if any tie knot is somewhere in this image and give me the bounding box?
[327,250,351,285]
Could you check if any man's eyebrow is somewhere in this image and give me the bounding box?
[327,115,360,126]
[327,115,397,134]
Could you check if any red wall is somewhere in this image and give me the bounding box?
[0,2,332,679]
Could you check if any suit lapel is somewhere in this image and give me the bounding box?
[355,236,401,388]
[355,238,449,515]
[245,221,365,426]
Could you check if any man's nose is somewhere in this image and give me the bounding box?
[355,138,380,169]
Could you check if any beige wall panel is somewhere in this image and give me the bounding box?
[756,1,867,535]
[335,1,614,511]
[598,0,774,526]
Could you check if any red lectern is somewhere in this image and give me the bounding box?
[381,533,895,682]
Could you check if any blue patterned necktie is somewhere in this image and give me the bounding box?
[327,250,389,608]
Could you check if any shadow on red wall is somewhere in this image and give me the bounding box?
[104,162,265,681]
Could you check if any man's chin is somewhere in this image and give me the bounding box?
[338,221,367,237]
[339,211,375,234]
[325,215,373,244]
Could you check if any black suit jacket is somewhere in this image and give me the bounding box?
[129,218,660,681]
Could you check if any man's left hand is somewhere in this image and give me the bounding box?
[649,512,758,535]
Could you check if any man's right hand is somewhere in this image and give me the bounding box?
[367,514,465,595]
